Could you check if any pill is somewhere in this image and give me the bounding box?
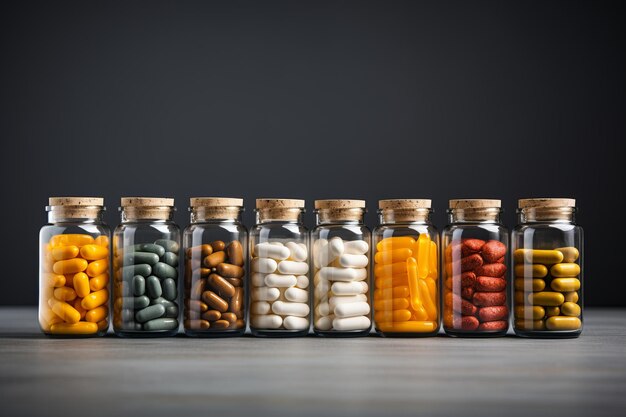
[185,319,210,329]
[296,275,309,289]
[129,243,166,257]
[50,234,95,248]
[278,260,309,275]
[73,272,90,298]
[283,316,309,330]
[86,306,108,323]
[225,241,244,266]
[209,240,225,251]
[515,319,545,330]
[376,236,415,252]
[475,276,507,292]
[252,287,280,302]
[73,299,87,320]
[162,252,178,267]
[251,314,283,329]
[53,258,88,275]
[514,278,545,292]
[373,297,409,311]
[513,249,564,264]
[329,316,369,331]
[550,278,581,292]
[343,240,369,255]
[135,304,166,323]
[514,306,545,320]
[334,301,370,318]
[143,318,178,331]
[186,300,208,313]
[472,291,506,307]
[564,291,579,303]
[44,273,66,288]
[216,263,244,278]
[254,243,290,260]
[123,264,151,279]
[478,306,508,322]
[514,264,548,278]
[202,291,229,312]
[286,241,307,262]
[205,273,235,298]
[230,287,243,315]
[95,235,109,247]
[272,301,310,317]
[49,299,81,324]
[561,302,581,317]
[89,273,109,292]
[187,244,213,259]
[545,306,560,317]
[545,316,581,331]
[251,301,271,315]
[555,247,579,263]
[285,287,309,303]
[319,267,367,282]
[374,248,412,265]
[49,322,99,335]
[251,257,278,273]
[51,245,80,261]
[377,321,437,333]
[315,302,330,316]
[225,277,243,287]
[374,309,412,323]
[146,276,162,298]
[315,315,334,331]
[550,263,581,278]
[251,273,266,287]
[264,274,297,287]
[54,286,77,301]
[211,319,230,329]
[202,310,221,321]
[132,275,145,296]
[82,289,109,310]
[153,262,177,279]
[329,294,367,311]
[528,291,565,306]
[374,285,410,299]
[80,244,109,261]
[331,281,368,296]
[338,254,368,268]
[374,261,407,278]
[162,278,177,301]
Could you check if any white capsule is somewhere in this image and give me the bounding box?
[319,267,367,282]
[338,254,369,268]
[334,301,370,318]
[295,275,309,289]
[285,287,309,303]
[272,301,310,317]
[313,239,328,268]
[251,257,278,273]
[251,273,266,287]
[278,260,309,275]
[315,314,334,331]
[315,301,330,317]
[343,240,370,255]
[331,281,369,296]
[314,237,344,268]
[283,316,309,330]
[254,243,290,260]
[251,301,271,315]
[314,278,330,300]
[264,273,297,287]
[286,241,308,262]
[329,237,345,256]
[251,314,283,329]
[329,294,367,311]
[252,287,280,302]
[333,316,371,331]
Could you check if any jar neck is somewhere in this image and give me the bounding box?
[315,208,364,225]
[190,206,243,223]
[518,207,575,223]
[121,207,175,222]
[448,207,502,223]
[255,208,304,224]
[379,208,432,224]
[47,207,104,223]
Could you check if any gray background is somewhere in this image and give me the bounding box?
[1,0,623,305]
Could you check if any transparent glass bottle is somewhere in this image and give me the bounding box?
[512,198,583,338]
[442,199,509,337]
[183,197,247,336]
[39,197,110,337]
[249,199,310,337]
[113,198,180,337]
[312,200,371,337]
[373,199,440,337]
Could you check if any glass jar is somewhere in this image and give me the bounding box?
[312,200,371,336]
[39,197,111,336]
[183,197,247,336]
[512,198,583,338]
[113,198,181,337]
[442,199,509,337]
[373,199,439,337]
[249,198,310,337]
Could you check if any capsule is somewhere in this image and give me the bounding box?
[528,291,565,306]
[86,259,108,277]
[513,249,564,264]
[545,316,581,330]
[80,244,109,261]
[49,299,81,324]
[514,263,548,278]
[54,286,77,302]
[514,319,545,330]
[376,236,415,252]
[94,235,109,247]
[545,306,560,317]
[514,306,545,320]
[561,302,581,317]
[135,304,166,323]
[377,321,437,333]
[86,306,108,323]
[550,263,581,278]
[374,248,412,265]
[154,239,179,253]
[51,245,80,261]
[50,234,95,248]
[152,262,177,279]
[128,243,166,257]
[550,278,581,292]
[124,252,160,266]
[514,278,545,292]
[564,291,579,303]
[89,273,109,291]
[73,272,91,298]
[44,273,66,288]
[81,289,109,310]
[49,322,99,334]
[53,258,88,275]
[374,261,408,278]
[555,247,579,263]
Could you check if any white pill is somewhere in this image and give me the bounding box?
[334,301,370,318]
[315,301,330,317]
[285,287,309,303]
[264,274,297,287]
[254,243,290,260]
[315,314,334,331]
[251,301,271,315]
[343,240,370,255]
[314,278,330,300]
[313,239,328,268]
[331,281,369,296]
[329,237,345,256]
[269,242,284,246]
[286,241,308,262]
[319,267,367,282]
[283,316,309,330]
[272,301,310,317]
[251,314,283,329]
[339,254,369,268]
[296,275,309,289]
[251,273,266,287]
[329,294,367,311]
[278,260,309,275]
[252,287,280,302]
[314,237,343,268]
[333,316,371,331]
[251,257,278,273]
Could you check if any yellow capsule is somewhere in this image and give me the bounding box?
[80,244,109,261]
[94,235,110,247]
[50,234,95,248]
[40,306,59,324]
[561,302,581,317]
[86,306,108,323]
[374,297,410,311]
[514,278,545,292]
[89,273,109,292]
[416,234,431,279]
[86,259,108,277]
[545,316,581,331]
[528,291,565,306]
[43,273,66,288]
[51,245,79,261]
[514,306,545,320]
[376,236,415,252]
[426,277,437,302]
[514,291,526,304]
[550,263,581,278]
[406,257,422,311]
[545,306,560,317]
[374,274,408,289]
[418,278,437,321]
[428,241,438,279]
[97,319,109,332]
[513,249,564,264]
[555,247,579,263]
[374,248,412,265]
[42,258,55,273]
[515,319,545,330]
[374,286,410,300]
[53,286,77,302]
[377,321,437,333]
[82,289,108,310]
[375,309,412,323]
[73,298,87,320]
[53,258,88,275]
[514,263,548,278]
[374,261,408,278]
[48,299,81,324]
[73,272,90,298]
[49,322,99,335]
[564,291,579,303]
[550,278,581,292]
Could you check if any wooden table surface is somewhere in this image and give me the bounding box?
[0,307,625,417]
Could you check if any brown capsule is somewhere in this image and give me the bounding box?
[226,241,244,266]
[185,310,202,320]
[217,263,244,278]
[225,277,243,287]
[190,278,206,300]
[221,312,237,324]
[202,291,229,312]
[185,319,210,329]
[192,267,211,279]
[204,251,226,268]
[202,310,221,322]
[230,287,243,315]
[186,244,213,259]
[207,273,236,298]
[210,240,226,252]
[185,299,208,313]
[212,319,230,329]
[234,319,245,329]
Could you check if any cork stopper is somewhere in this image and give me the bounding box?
[519,198,576,221]
[519,198,576,209]
[379,199,431,210]
[256,198,305,222]
[46,197,104,220]
[449,199,501,222]
[190,197,243,207]
[315,200,365,222]
[449,199,501,209]
[378,199,432,223]
[190,197,244,221]
[120,197,175,220]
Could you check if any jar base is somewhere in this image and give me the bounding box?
[43,331,107,338]
[514,329,582,339]
[184,329,245,338]
[314,329,371,337]
[377,331,439,338]
[251,329,309,338]
[444,329,508,338]
[114,329,179,338]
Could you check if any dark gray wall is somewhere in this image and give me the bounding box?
[1,1,624,305]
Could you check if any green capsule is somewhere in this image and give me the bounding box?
[162,278,177,301]
[124,251,160,266]
[122,264,152,279]
[128,243,165,258]
[143,318,178,331]
[146,276,162,298]
[165,305,179,318]
[163,252,179,267]
[154,239,179,253]
[135,304,166,323]
[153,262,177,279]
[132,275,145,296]
[150,297,175,308]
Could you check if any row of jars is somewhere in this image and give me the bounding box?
[39,196,583,338]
